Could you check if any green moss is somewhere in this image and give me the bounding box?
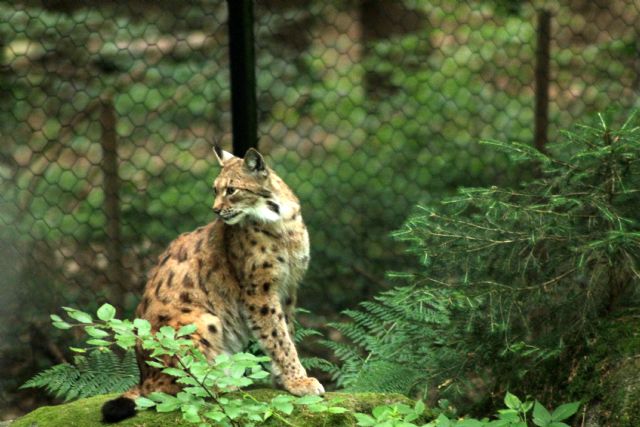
[12,389,427,427]
[602,356,640,426]
[567,310,640,427]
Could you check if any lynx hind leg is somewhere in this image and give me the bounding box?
[189,311,225,361]
[158,310,224,360]
[140,367,182,396]
[140,312,223,395]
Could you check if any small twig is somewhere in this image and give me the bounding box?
[351,265,388,289]
[46,339,68,365]
[29,324,68,364]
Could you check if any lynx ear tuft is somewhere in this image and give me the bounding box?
[213,145,236,167]
[244,148,266,173]
[213,144,224,166]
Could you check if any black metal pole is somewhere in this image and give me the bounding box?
[534,9,551,153]
[226,0,258,156]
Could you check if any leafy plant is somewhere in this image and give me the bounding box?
[354,393,579,427]
[355,400,428,427]
[25,305,330,401]
[22,305,583,426]
[36,304,349,427]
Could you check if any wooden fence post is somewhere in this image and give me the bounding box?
[99,96,125,308]
[534,9,551,153]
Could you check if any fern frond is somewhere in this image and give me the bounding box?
[325,282,452,394]
[300,356,336,373]
[348,361,421,395]
[21,349,139,401]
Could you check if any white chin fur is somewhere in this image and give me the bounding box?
[223,213,245,225]
[248,202,281,223]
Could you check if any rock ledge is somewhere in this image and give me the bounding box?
[12,389,422,427]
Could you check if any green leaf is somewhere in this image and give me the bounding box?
[414,400,426,414]
[261,408,273,421]
[327,406,348,414]
[182,404,201,422]
[273,400,294,415]
[177,324,198,337]
[434,413,452,427]
[159,325,176,339]
[224,404,242,419]
[135,397,156,409]
[504,392,522,410]
[271,395,295,415]
[63,307,93,324]
[85,326,110,338]
[154,393,181,412]
[162,367,186,377]
[457,420,484,427]
[183,386,209,398]
[69,347,86,353]
[148,391,171,401]
[230,364,246,378]
[156,400,181,412]
[116,334,137,349]
[146,360,164,368]
[134,318,151,336]
[52,321,72,330]
[249,370,270,380]
[296,395,323,405]
[354,413,377,426]
[204,409,227,422]
[551,402,580,421]
[50,314,64,322]
[97,304,116,321]
[497,409,519,422]
[533,401,552,426]
[548,423,570,427]
[372,404,392,418]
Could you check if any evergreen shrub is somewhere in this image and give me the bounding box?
[328,111,640,409]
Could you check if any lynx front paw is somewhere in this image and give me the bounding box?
[283,376,325,396]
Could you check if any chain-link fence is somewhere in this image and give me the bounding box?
[1,0,639,417]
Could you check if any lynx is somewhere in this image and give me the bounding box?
[102,148,323,423]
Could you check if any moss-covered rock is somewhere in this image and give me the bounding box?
[568,310,640,427]
[12,389,427,427]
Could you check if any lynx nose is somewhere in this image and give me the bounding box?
[213,207,221,216]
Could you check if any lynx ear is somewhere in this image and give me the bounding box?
[244,148,266,173]
[212,145,236,167]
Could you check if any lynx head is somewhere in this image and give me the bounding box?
[211,146,297,225]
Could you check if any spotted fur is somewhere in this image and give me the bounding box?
[101,148,322,423]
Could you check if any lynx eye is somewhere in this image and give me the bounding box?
[226,187,237,196]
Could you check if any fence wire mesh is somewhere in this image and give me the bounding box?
[0,0,639,417]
